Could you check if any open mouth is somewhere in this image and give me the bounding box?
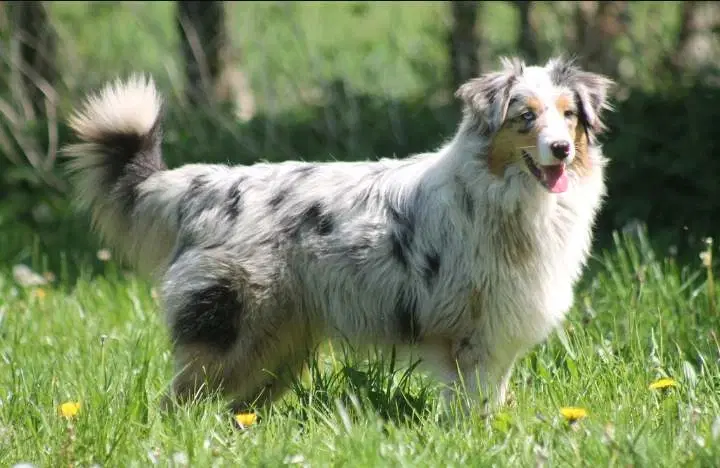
[521,150,569,194]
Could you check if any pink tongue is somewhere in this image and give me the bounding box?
[542,165,568,193]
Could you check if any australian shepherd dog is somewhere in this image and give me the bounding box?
[64,56,613,413]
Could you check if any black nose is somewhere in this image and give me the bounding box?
[550,141,571,160]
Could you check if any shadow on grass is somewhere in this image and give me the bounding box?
[284,345,435,429]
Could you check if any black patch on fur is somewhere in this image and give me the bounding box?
[306,203,335,236]
[347,236,373,260]
[293,165,316,177]
[258,235,280,250]
[269,167,315,210]
[269,188,290,209]
[456,178,474,219]
[168,232,191,266]
[396,289,420,343]
[188,175,210,197]
[387,202,415,269]
[178,174,210,221]
[421,251,441,286]
[98,119,166,215]
[172,279,241,353]
[225,178,245,219]
[169,219,229,267]
[282,202,335,238]
[203,240,228,251]
[548,57,579,88]
[571,91,598,145]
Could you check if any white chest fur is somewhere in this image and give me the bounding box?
[471,162,605,352]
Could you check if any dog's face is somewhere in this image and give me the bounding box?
[456,57,614,193]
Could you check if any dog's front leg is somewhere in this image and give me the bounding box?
[440,336,518,417]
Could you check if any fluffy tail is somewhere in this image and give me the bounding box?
[64,75,176,276]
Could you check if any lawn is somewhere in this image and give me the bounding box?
[1,230,718,466]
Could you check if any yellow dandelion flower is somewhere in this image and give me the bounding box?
[32,288,47,300]
[560,407,588,423]
[649,378,678,390]
[234,412,257,428]
[58,401,81,419]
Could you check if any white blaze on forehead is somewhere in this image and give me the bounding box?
[520,66,555,95]
[514,66,573,111]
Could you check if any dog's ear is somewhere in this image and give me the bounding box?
[455,57,524,135]
[547,56,615,135]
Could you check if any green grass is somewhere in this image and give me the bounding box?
[1,230,719,467]
[2,2,720,465]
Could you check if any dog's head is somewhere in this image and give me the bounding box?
[456,56,614,194]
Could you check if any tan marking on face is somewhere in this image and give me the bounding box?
[487,118,541,177]
[526,96,549,129]
[572,123,592,177]
[555,95,573,115]
[527,96,543,115]
[555,94,592,177]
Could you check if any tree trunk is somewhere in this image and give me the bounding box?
[214,46,256,122]
[574,1,629,77]
[8,1,57,121]
[515,1,538,64]
[448,1,480,91]
[177,1,226,107]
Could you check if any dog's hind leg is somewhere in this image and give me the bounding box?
[160,250,317,411]
[224,343,313,413]
[165,344,232,407]
[166,316,316,412]
[159,249,268,408]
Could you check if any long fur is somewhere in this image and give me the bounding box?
[64,57,614,412]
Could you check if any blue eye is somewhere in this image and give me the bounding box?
[521,111,536,121]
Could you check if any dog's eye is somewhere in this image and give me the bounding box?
[520,111,536,122]
[564,109,576,118]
